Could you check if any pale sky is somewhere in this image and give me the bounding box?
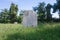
[0,0,59,18]
[0,0,56,10]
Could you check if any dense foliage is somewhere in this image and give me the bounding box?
[0,3,22,23]
[0,0,60,23]
[33,0,60,23]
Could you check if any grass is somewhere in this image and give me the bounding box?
[0,23,60,40]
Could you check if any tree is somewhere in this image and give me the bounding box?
[17,16,22,23]
[33,2,46,23]
[53,0,60,18]
[45,3,52,22]
[16,10,24,23]
[33,7,38,12]
[9,3,18,23]
[0,9,9,23]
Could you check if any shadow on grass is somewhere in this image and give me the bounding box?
[5,25,60,40]
[5,33,25,40]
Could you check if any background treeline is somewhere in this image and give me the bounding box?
[0,3,22,23]
[33,0,60,23]
[0,0,60,23]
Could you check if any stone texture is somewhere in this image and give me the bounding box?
[22,10,37,27]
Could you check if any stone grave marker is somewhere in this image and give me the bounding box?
[22,10,37,27]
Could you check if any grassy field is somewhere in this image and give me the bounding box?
[0,23,60,40]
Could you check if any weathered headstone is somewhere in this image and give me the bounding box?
[22,10,37,27]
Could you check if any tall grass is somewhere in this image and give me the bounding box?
[0,23,60,40]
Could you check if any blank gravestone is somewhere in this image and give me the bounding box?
[22,10,37,27]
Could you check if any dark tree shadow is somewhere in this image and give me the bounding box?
[5,33,25,40]
[5,25,60,40]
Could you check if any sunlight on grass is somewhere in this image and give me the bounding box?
[0,23,60,40]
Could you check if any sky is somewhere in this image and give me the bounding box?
[0,0,59,18]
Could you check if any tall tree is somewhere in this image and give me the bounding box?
[53,0,60,18]
[45,3,52,22]
[33,2,46,22]
[9,3,18,23]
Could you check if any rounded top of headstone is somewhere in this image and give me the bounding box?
[23,10,36,14]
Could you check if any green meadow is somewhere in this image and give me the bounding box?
[0,23,60,40]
